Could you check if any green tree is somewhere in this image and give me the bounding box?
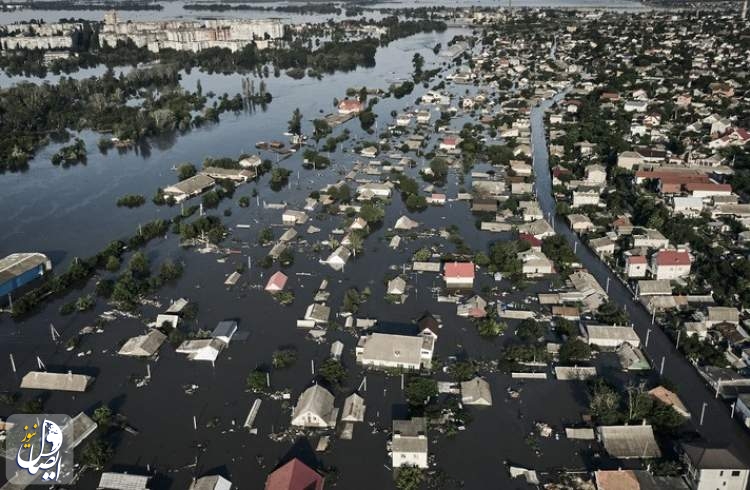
[177,163,197,181]
[559,338,591,364]
[395,466,425,490]
[360,202,385,223]
[246,369,268,392]
[105,255,120,272]
[516,318,544,342]
[128,251,150,278]
[79,438,113,469]
[288,107,302,135]
[92,406,113,427]
[404,377,437,406]
[318,358,346,387]
[595,300,629,325]
[272,349,298,369]
[475,317,507,337]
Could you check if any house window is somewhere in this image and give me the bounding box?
[732,471,741,477]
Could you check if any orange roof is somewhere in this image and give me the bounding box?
[655,250,691,266]
[444,262,475,279]
[595,470,639,490]
[627,255,647,264]
[648,386,689,415]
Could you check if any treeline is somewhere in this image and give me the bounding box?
[0,64,258,172]
[12,208,229,317]
[10,219,169,317]
[15,1,162,10]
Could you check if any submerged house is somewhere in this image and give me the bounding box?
[341,393,366,423]
[176,338,225,363]
[264,458,325,490]
[356,332,435,370]
[391,417,428,469]
[461,377,492,406]
[118,329,167,357]
[20,371,94,392]
[291,385,338,428]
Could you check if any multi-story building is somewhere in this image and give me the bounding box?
[99,10,284,53]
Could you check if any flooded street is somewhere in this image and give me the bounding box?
[0,29,604,490]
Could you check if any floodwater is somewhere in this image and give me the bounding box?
[0,26,607,490]
[0,28,465,262]
[0,0,650,24]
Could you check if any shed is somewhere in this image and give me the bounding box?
[98,473,150,490]
[341,393,366,422]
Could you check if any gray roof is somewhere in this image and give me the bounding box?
[212,320,238,340]
[0,253,49,285]
[586,325,640,343]
[357,333,424,367]
[638,279,673,296]
[597,425,661,459]
[683,444,748,470]
[392,417,428,454]
[118,330,166,357]
[707,306,740,323]
[341,393,366,422]
[164,174,214,196]
[66,412,98,449]
[20,371,93,392]
[98,473,150,490]
[293,385,335,422]
[188,475,232,490]
[461,377,492,405]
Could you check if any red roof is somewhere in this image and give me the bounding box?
[265,271,288,291]
[338,99,362,111]
[442,137,458,146]
[654,250,691,267]
[684,182,732,192]
[444,262,475,279]
[265,459,324,490]
[627,255,647,264]
[519,233,542,247]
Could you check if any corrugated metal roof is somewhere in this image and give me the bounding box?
[0,253,49,284]
[98,472,149,490]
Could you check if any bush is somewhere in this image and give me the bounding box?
[116,194,146,208]
[475,318,507,337]
[272,349,297,369]
[246,369,268,392]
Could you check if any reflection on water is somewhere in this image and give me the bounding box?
[0,0,649,24]
[0,28,467,263]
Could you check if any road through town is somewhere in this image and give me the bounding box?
[530,95,750,461]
